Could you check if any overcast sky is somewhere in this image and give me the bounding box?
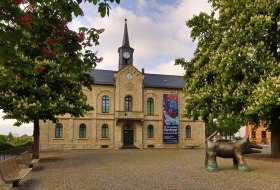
[0,0,212,136]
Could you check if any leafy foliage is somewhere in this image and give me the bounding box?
[0,0,120,125]
[0,141,32,151]
[0,135,8,143]
[176,0,279,137]
[0,133,32,151]
[0,142,14,151]
[11,135,32,146]
[0,0,120,158]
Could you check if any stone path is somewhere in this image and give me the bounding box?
[1,149,279,190]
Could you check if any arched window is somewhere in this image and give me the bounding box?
[185,125,191,138]
[102,124,109,138]
[55,123,63,138]
[147,125,154,138]
[147,98,154,115]
[125,96,132,112]
[79,124,86,138]
[102,96,109,113]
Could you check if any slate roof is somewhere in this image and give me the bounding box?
[143,73,185,89]
[90,69,115,85]
[90,69,185,89]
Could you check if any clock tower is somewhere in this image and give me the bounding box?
[118,19,134,70]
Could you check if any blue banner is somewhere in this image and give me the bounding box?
[163,94,179,143]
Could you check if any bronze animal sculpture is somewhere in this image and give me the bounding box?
[205,132,262,172]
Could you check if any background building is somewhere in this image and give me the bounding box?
[40,20,205,150]
[246,123,271,144]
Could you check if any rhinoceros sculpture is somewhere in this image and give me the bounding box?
[205,132,262,172]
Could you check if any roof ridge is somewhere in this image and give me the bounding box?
[144,73,184,77]
[93,69,115,72]
[93,69,183,77]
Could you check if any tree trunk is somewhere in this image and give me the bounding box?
[32,119,40,159]
[271,129,280,158]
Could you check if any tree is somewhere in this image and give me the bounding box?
[7,132,15,142]
[176,0,280,157]
[0,0,120,158]
[0,134,8,143]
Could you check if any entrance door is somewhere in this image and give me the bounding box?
[123,130,134,146]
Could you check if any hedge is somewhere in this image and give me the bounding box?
[0,141,33,152]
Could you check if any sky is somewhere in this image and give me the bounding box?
[0,0,212,136]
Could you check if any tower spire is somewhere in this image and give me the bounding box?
[118,19,134,70]
[122,19,130,47]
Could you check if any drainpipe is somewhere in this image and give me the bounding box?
[113,83,116,149]
[141,68,145,150]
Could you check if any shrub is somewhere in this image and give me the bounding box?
[0,142,14,151]
[0,138,33,152]
[0,135,8,143]
[14,140,33,149]
[11,136,32,146]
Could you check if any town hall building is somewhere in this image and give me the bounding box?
[39,20,205,150]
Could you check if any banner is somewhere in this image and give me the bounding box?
[163,94,179,143]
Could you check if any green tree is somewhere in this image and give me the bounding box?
[0,0,120,158]
[0,134,8,143]
[176,0,280,157]
[7,132,15,142]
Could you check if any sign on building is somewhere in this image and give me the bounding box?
[163,94,179,143]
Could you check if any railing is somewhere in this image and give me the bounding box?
[115,111,144,120]
[0,146,32,162]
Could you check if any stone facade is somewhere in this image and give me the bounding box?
[39,20,205,150]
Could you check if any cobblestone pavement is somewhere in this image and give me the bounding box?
[1,149,280,190]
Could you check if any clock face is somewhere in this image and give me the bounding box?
[126,73,133,80]
[123,52,130,59]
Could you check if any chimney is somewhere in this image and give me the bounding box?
[142,68,145,74]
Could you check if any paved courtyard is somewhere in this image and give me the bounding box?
[1,149,280,190]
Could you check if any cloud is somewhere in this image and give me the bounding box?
[137,0,148,11]
[0,125,33,136]
[0,110,32,127]
[15,0,213,76]
[69,0,211,75]
[0,1,212,135]
[148,60,185,76]
[0,110,33,136]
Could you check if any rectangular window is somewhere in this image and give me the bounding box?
[147,98,154,115]
[252,131,256,138]
[102,104,109,113]
[125,96,132,112]
[79,130,86,138]
[125,102,132,111]
[102,125,109,138]
[102,96,109,113]
[185,126,191,138]
[79,125,86,138]
[147,125,154,138]
[261,131,266,139]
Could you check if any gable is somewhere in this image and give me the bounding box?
[117,64,143,77]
